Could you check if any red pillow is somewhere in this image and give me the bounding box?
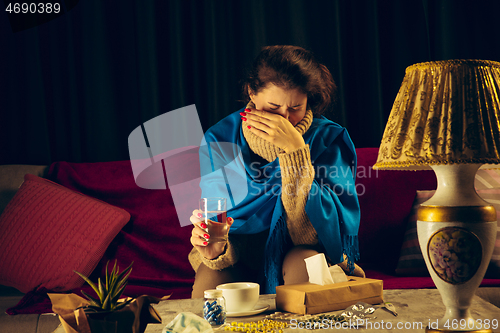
[0,174,130,293]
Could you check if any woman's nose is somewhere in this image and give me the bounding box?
[275,107,289,119]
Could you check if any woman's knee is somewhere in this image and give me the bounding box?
[282,245,320,285]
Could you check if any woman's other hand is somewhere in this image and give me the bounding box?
[243,107,306,153]
[190,209,234,260]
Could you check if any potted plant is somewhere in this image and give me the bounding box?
[49,260,166,333]
[74,260,135,332]
[74,260,134,314]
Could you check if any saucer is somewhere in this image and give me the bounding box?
[226,304,270,317]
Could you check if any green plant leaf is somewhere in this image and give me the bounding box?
[81,291,101,308]
[74,270,101,299]
[113,298,134,311]
[97,278,105,303]
[109,260,119,292]
[105,261,110,292]
[108,262,133,299]
[102,293,112,311]
[84,305,106,313]
[118,262,133,284]
[112,265,133,297]
[111,282,127,305]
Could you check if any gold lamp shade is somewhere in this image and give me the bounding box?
[374,59,500,170]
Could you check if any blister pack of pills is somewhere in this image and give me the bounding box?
[340,302,377,321]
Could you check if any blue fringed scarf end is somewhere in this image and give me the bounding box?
[342,234,360,274]
[263,214,290,294]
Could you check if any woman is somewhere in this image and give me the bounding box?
[189,45,363,298]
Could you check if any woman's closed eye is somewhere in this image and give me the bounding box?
[267,104,300,112]
[268,103,280,111]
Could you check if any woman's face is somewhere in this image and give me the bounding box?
[249,84,308,126]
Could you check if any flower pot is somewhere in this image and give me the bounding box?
[49,293,167,333]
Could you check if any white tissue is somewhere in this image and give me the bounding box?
[329,264,348,283]
[304,253,348,285]
[304,253,334,285]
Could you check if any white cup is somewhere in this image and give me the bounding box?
[216,282,260,313]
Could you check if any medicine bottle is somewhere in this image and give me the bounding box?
[203,289,226,326]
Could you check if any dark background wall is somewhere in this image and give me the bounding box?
[1,0,500,165]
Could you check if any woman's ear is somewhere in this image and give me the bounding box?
[248,88,255,101]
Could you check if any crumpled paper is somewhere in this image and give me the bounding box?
[162,312,213,333]
[304,253,348,285]
[48,293,169,333]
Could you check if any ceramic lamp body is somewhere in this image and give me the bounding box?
[417,164,496,332]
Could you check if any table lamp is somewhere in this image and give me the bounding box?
[374,59,500,333]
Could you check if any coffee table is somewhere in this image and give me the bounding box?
[146,289,500,333]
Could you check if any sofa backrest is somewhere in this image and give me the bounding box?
[355,148,437,272]
[0,147,438,294]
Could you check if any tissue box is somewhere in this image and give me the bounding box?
[275,277,383,315]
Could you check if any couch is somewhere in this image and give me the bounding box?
[0,148,499,332]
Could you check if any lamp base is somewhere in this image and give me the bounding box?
[417,164,497,333]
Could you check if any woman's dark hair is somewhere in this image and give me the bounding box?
[242,45,337,116]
